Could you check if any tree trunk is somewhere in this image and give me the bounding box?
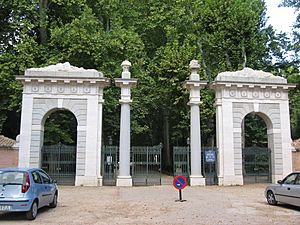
[242,45,247,68]
[225,52,232,69]
[39,0,48,44]
[163,109,171,173]
[198,41,209,81]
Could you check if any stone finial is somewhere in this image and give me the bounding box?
[189,60,200,81]
[121,60,131,79]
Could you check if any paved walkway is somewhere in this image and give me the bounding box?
[1,184,299,225]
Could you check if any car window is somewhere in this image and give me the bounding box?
[38,171,51,184]
[283,173,298,185]
[295,174,300,185]
[32,171,42,184]
[0,171,24,184]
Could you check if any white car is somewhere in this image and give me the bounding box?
[265,172,300,207]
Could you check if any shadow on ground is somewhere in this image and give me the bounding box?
[0,207,51,221]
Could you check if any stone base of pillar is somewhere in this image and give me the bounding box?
[75,175,99,186]
[218,176,224,186]
[97,177,103,186]
[190,175,206,186]
[116,176,132,186]
[219,175,243,186]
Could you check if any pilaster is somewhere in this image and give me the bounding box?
[115,60,137,187]
[183,60,207,186]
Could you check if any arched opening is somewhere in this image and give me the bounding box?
[41,109,77,185]
[242,112,271,184]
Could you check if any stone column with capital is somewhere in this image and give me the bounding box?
[115,60,137,186]
[184,60,207,186]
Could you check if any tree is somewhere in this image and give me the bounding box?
[0,0,290,149]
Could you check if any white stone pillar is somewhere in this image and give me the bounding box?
[97,91,104,186]
[115,60,137,186]
[215,99,224,185]
[184,60,206,186]
[19,94,34,168]
[280,99,293,177]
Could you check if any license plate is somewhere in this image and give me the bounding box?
[0,205,12,211]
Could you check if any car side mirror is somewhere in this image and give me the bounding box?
[277,180,282,184]
[52,179,57,184]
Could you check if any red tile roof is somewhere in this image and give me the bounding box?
[292,138,300,150]
[0,135,16,147]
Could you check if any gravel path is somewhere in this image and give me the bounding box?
[1,184,299,225]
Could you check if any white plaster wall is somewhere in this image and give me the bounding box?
[213,81,293,185]
[18,63,109,186]
[19,95,34,167]
[280,100,293,177]
[215,99,224,185]
[219,100,239,185]
[81,96,99,186]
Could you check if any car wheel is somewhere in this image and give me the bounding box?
[26,200,38,220]
[49,192,58,208]
[267,191,277,205]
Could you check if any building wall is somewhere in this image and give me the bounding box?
[0,148,19,168]
[292,151,300,171]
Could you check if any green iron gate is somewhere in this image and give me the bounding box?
[131,145,162,186]
[173,146,190,178]
[102,146,119,186]
[41,143,76,185]
[173,146,218,185]
[102,145,162,186]
[242,146,271,184]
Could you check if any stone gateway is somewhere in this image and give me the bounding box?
[17,62,295,186]
[211,68,295,185]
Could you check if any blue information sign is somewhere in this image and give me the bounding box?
[205,150,216,163]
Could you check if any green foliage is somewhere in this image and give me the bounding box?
[43,111,77,145]
[0,0,296,148]
[281,0,300,58]
[287,68,300,139]
[280,0,300,139]
[244,113,268,147]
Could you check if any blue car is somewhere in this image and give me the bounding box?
[0,168,58,220]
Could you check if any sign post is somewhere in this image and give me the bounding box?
[173,175,187,202]
[205,150,216,185]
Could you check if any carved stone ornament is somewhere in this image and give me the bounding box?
[57,85,65,93]
[253,91,259,98]
[83,86,90,93]
[241,91,248,97]
[229,90,236,97]
[70,86,78,93]
[264,92,270,98]
[31,86,39,92]
[45,85,52,92]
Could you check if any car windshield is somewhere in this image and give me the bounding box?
[0,171,25,185]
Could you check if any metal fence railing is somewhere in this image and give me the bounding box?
[242,146,271,184]
[101,145,162,186]
[173,146,218,185]
[131,145,162,186]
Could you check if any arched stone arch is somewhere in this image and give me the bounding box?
[17,63,110,186]
[211,68,295,185]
